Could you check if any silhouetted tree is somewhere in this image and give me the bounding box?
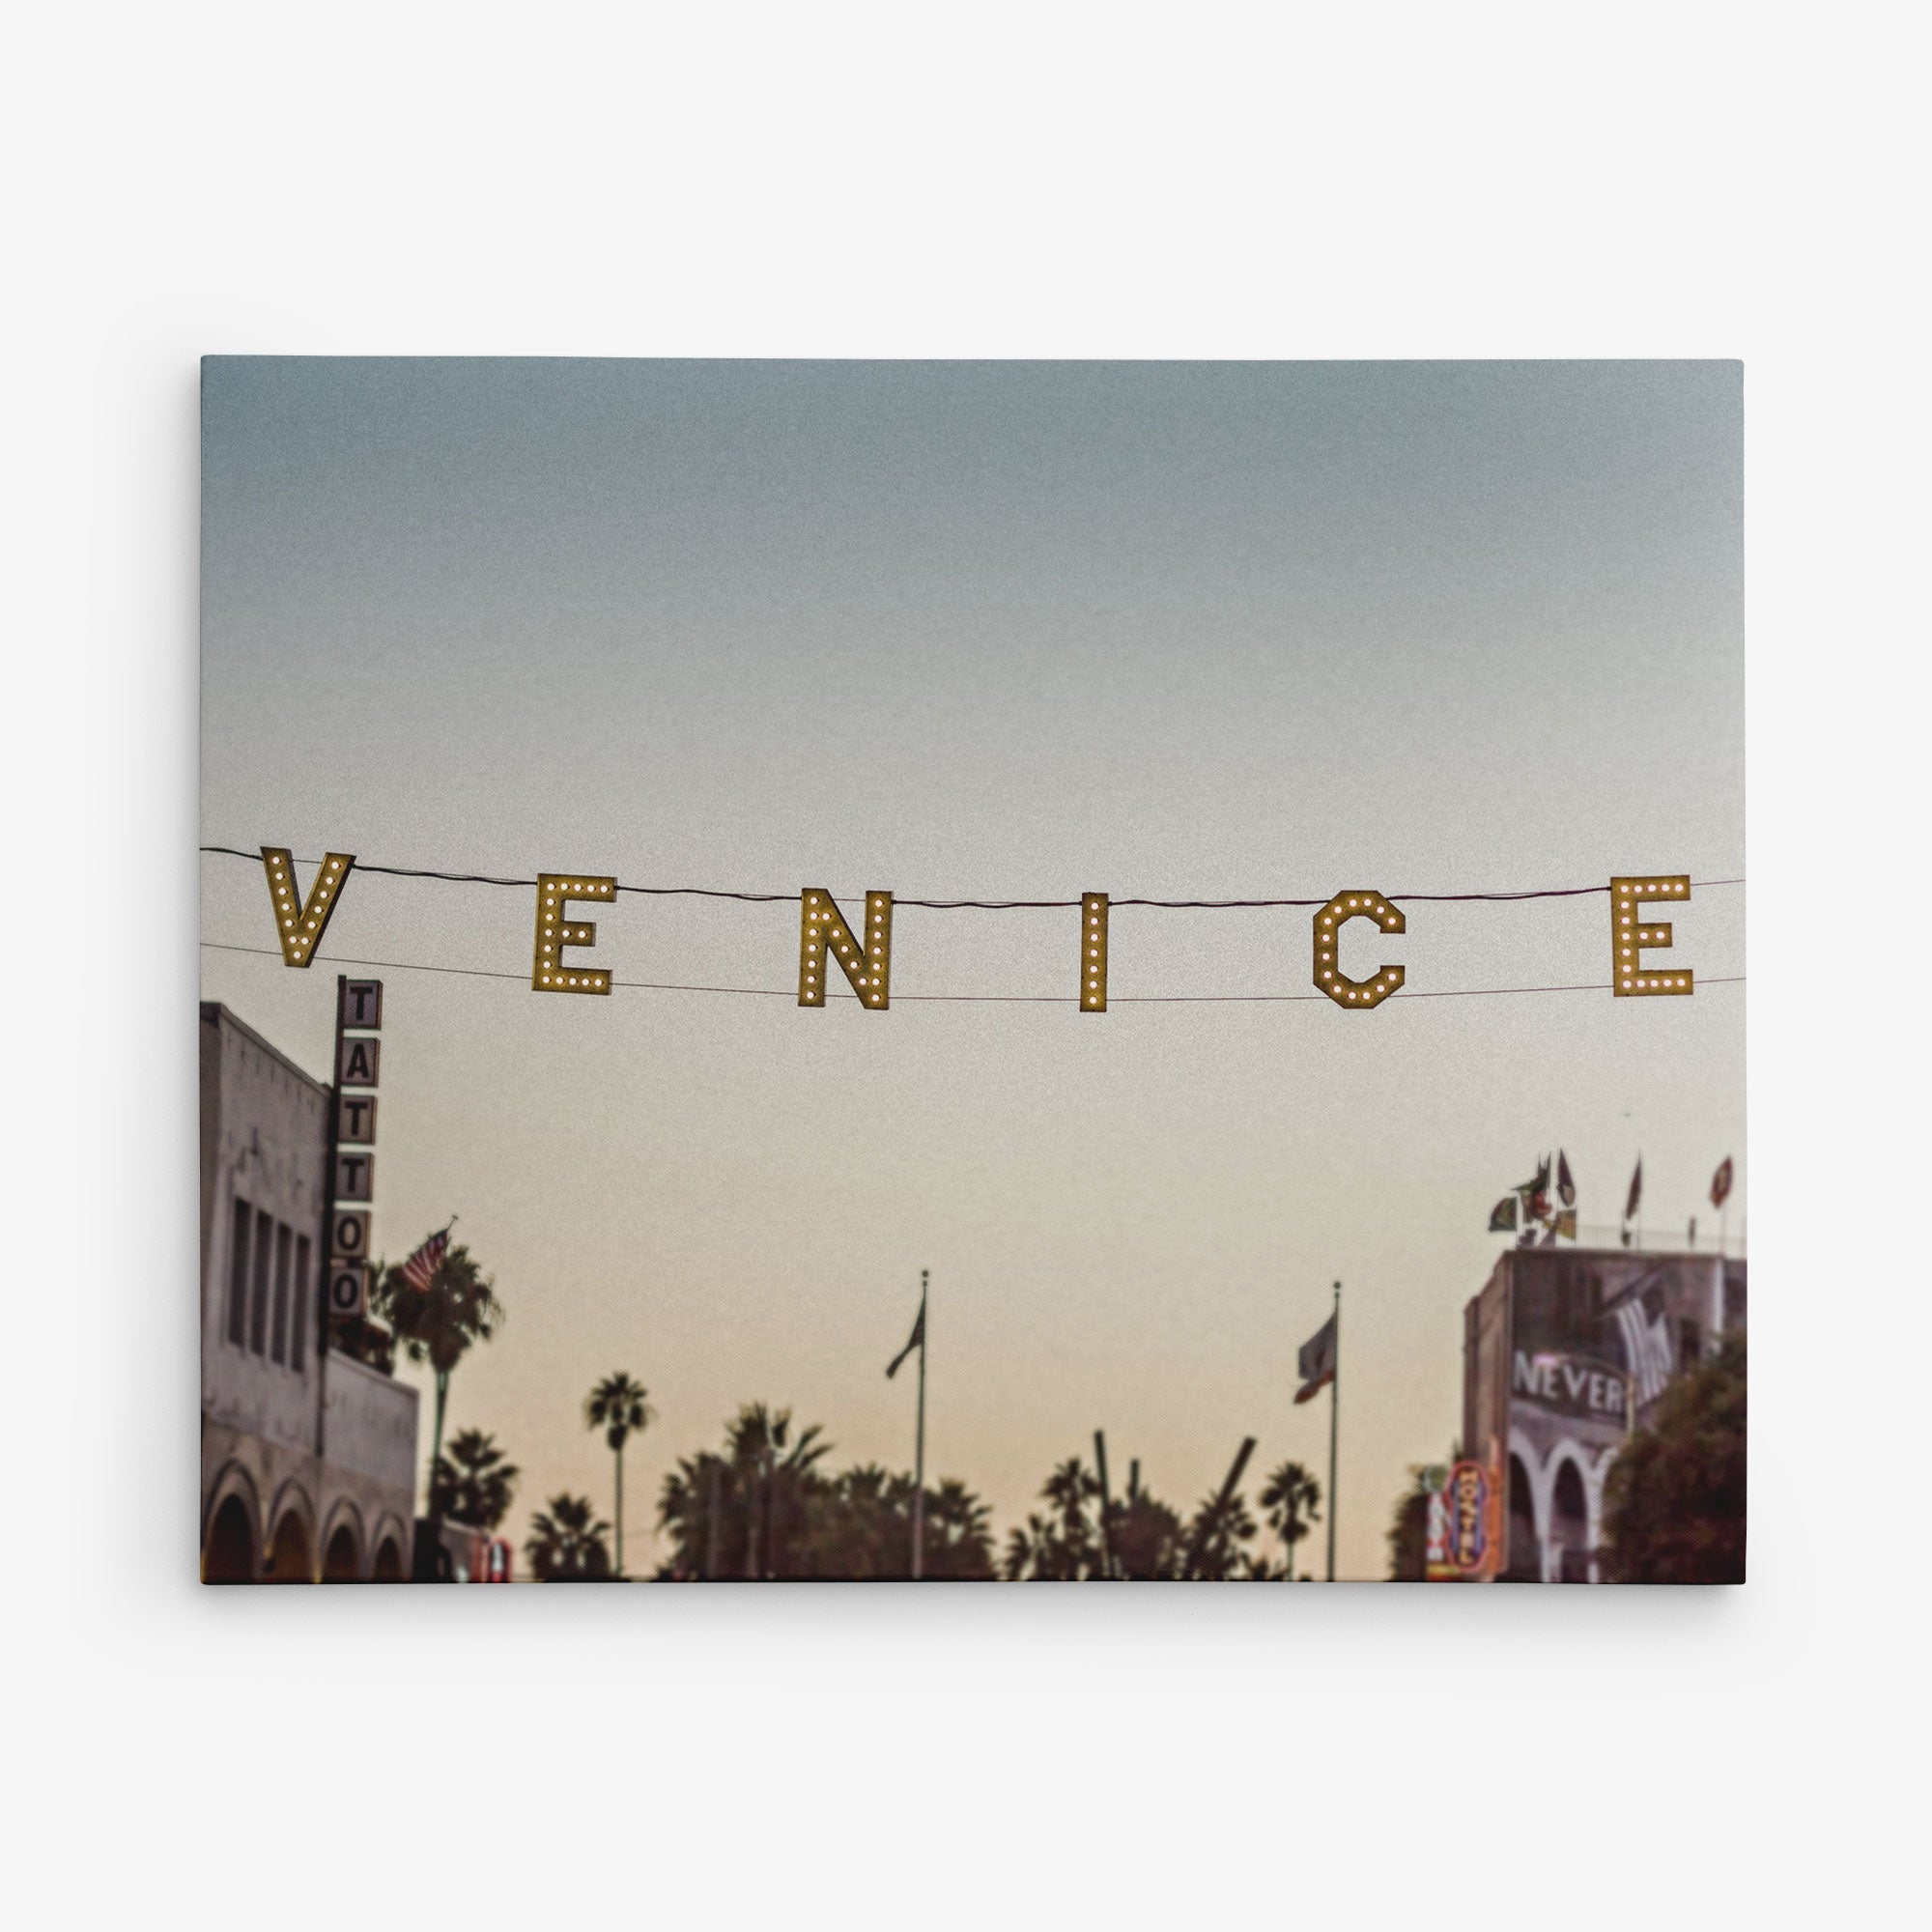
[526,1493,612,1581]
[1603,1336,1746,1582]
[1386,1471,1433,1580]
[371,1240,504,1499]
[584,1372,653,1576]
[1005,1449,1262,1580]
[1260,1461,1321,1579]
[656,1406,992,1579]
[429,1429,519,1531]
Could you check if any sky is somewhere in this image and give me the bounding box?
[199,357,1745,1578]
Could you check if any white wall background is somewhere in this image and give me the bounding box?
[4,5,1923,1927]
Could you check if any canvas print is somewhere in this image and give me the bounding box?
[199,358,1744,1584]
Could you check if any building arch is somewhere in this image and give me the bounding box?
[1551,1458,1590,1582]
[322,1522,362,1582]
[265,1478,316,1582]
[267,1508,313,1582]
[321,1500,366,1581]
[201,1459,263,1565]
[204,1492,259,1583]
[1504,1450,1541,1582]
[369,1513,410,1582]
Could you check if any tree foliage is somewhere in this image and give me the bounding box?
[585,1372,653,1451]
[1261,1461,1322,1579]
[1602,1336,1746,1583]
[429,1428,519,1531]
[1386,1472,1432,1581]
[370,1241,503,1380]
[526,1493,613,1581]
[656,1403,995,1579]
[1003,1447,1271,1580]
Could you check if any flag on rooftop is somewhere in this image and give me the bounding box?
[1607,1276,1674,1407]
[1557,1150,1576,1208]
[1624,1156,1644,1223]
[1489,1194,1519,1233]
[1711,1156,1734,1209]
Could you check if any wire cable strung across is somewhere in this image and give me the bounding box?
[198,845,1745,911]
[199,940,1745,1006]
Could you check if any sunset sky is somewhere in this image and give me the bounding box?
[199,357,1745,1577]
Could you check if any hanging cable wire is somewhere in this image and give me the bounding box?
[198,844,1745,910]
[198,940,1744,1006]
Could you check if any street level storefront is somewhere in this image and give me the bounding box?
[199,1003,419,1579]
[1462,1245,1747,1582]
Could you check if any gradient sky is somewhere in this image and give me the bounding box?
[199,358,1744,1577]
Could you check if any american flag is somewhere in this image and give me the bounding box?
[1608,1276,1675,1409]
[400,1228,449,1293]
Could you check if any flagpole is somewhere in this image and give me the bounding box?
[1326,1280,1341,1583]
[912,1267,928,1581]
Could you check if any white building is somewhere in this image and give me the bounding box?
[199,1003,419,1580]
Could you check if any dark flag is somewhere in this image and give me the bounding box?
[1556,1151,1576,1208]
[1605,1273,1675,1407]
[1624,1156,1643,1223]
[886,1301,925,1379]
[399,1226,450,1293]
[1489,1195,1519,1232]
[1294,1312,1338,1405]
[1711,1156,1734,1209]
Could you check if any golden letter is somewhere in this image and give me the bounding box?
[1610,875,1692,996]
[533,872,615,994]
[1314,890,1406,1009]
[1079,894,1109,1011]
[799,890,893,1009]
[261,847,354,967]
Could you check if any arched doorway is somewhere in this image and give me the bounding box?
[204,1494,257,1583]
[1552,1461,1591,1583]
[323,1523,360,1581]
[372,1538,404,1581]
[1504,1455,1541,1581]
[267,1509,313,1582]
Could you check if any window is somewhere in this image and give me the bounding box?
[249,1208,273,1355]
[226,1196,251,1346]
[270,1222,293,1364]
[291,1236,310,1373]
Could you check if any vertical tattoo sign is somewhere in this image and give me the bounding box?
[327,978,383,1321]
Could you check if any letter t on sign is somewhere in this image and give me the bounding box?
[338,980,383,1030]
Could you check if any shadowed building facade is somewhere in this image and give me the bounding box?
[1463,1245,1747,1582]
[199,1004,419,1580]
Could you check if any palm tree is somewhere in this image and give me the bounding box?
[429,1429,520,1531]
[1260,1460,1322,1580]
[525,1493,612,1581]
[584,1372,653,1577]
[727,1404,828,1577]
[371,1240,504,1510]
